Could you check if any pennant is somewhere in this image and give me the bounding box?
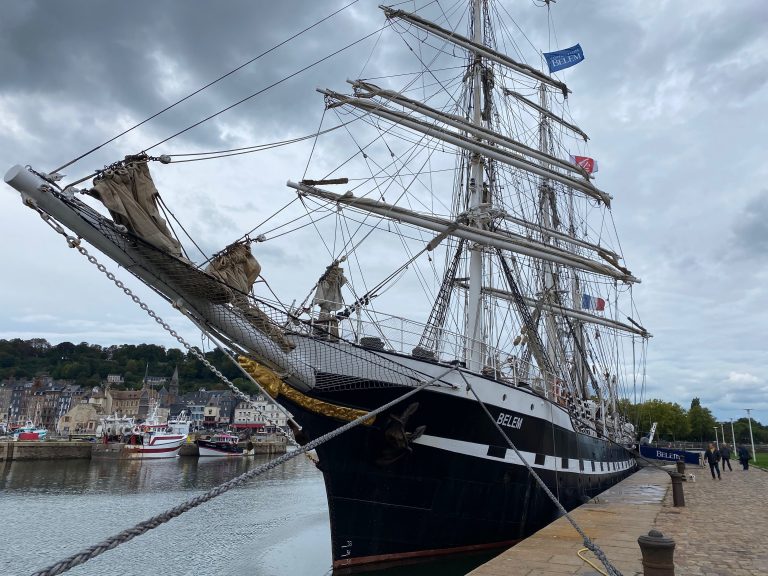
[582,294,606,311]
[543,44,585,73]
[570,155,598,174]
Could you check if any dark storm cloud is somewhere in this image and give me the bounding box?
[0,0,388,167]
[2,0,768,422]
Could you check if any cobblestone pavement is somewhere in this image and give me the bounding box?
[468,463,768,576]
[654,464,768,575]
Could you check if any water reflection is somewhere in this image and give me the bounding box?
[0,457,495,576]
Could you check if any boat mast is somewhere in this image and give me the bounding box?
[465,0,485,373]
[537,84,562,390]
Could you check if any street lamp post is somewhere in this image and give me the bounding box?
[730,418,737,450]
[720,422,725,447]
[713,426,719,447]
[745,409,756,463]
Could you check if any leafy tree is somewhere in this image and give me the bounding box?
[687,398,717,442]
[638,399,689,442]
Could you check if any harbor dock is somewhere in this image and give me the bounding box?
[0,440,93,461]
[1,435,287,461]
[469,464,768,575]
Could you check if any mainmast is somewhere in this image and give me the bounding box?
[537,84,563,391]
[464,0,485,373]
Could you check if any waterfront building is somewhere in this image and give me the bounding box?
[57,402,103,435]
[0,384,11,424]
[203,404,220,428]
[107,389,142,417]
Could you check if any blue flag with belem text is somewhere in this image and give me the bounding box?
[543,44,584,73]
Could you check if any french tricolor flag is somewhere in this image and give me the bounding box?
[582,294,605,311]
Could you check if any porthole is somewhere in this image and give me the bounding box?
[530,404,534,410]
[503,394,507,401]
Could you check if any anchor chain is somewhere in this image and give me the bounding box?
[30,367,456,576]
[28,204,297,446]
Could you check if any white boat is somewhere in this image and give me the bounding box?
[12,420,48,441]
[98,413,136,439]
[122,408,190,459]
[196,432,244,457]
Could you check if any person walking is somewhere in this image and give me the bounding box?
[720,443,733,471]
[704,443,721,480]
[738,445,751,470]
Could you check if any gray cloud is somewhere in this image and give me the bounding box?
[1,0,767,424]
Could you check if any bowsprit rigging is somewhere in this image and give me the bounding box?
[6,1,650,574]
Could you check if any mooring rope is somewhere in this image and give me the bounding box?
[461,373,624,576]
[30,367,457,576]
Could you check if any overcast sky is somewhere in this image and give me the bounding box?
[1,0,766,426]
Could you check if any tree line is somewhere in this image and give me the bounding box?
[2,339,766,441]
[0,338,260,395]
[621,397,767,444]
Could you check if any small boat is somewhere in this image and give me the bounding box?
[196,432,244,457]
[119,407,190,459]
[12,420,48,441]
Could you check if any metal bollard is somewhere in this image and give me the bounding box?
[638,529,675,576]
[669,472,685,507]
[676,460,686,480]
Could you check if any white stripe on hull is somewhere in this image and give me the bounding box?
[123,436,186,459]
[198,446,243,457]
[413,434,634,475]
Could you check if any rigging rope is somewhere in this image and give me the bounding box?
[48,0,363,175]
[142,26,388,153]
[460,371,624,576]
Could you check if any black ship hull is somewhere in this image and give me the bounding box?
[280,364,637,570]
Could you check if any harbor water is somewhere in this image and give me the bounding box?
[1,455,496,576]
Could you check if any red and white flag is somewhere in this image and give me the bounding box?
[570,155,598,174]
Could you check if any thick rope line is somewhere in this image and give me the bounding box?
[31,367,457,576]
[460,373,623,576]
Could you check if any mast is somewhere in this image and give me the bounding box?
[538,84,562,390]
[465,0,485,372]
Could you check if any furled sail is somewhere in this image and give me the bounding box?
[313,262,347,313]
[312,262,347,338]
[206,242,294,351]
[88,159,182,256]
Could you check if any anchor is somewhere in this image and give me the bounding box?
[376,402,426,466]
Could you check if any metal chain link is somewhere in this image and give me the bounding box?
[30,367,456,576]
[30,206,297,445]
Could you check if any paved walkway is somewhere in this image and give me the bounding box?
[468,463,768,575]
[468,467,668,576]
[654,464,768,575]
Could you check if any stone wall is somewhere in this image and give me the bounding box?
[3,441,92,460]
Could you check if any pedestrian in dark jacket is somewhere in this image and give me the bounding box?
[738,445,751,470]
[720,443,733,471]
[704,443,721,479]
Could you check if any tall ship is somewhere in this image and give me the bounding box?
[5,0,649,570]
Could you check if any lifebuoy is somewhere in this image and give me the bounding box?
[132,426,141,435]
